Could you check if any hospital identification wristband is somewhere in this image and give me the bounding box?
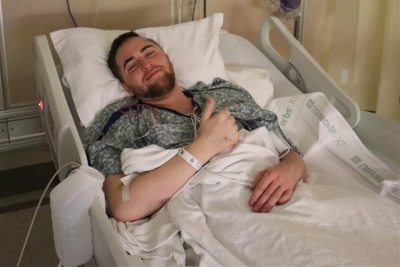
[279,148,292,159]
[178,148,202,171]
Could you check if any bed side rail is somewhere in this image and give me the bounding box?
[33,34,146,267]
[257,17,360,128]
[33,35,87,180]
[354,111,400,172]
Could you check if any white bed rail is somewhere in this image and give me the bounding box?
[256,17,400,172]
[33,34,145,267]
[257,16,361,128]
[33,35,87,179]
[354,111,400,172]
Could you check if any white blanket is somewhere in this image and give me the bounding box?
[112,93,400,267]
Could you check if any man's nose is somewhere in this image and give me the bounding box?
[141,58,153,71]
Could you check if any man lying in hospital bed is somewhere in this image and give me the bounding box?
[84,30,306,222]
[50,13,399,266]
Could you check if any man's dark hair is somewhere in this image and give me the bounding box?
[107,31,140,83]
[107,31,163,83]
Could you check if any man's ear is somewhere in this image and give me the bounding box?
[122,83,134,96]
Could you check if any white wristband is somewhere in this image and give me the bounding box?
[279,148,292,159]
[178,148,202,171]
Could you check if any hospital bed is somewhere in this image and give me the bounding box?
[33,14,399,267]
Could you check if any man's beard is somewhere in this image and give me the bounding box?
[129,69,176,100]
[143,70,176,99]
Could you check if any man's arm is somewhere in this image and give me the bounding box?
[249,150,306,213]
[103,97,239,222]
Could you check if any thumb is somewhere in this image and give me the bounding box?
[200,97,215,122]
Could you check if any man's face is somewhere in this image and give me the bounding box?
[116,37,176,101]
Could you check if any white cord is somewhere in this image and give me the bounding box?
[190,107,200,138]
[16,161,81,267]
[94,0,100,28]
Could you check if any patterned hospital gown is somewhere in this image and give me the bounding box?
[84,78,297,177]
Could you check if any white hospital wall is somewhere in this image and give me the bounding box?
[302,0,399,121]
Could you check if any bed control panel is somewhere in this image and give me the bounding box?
[284,63,307,94]
[38,90,57,164]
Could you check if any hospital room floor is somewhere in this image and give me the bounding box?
[0,204,59,266]
[0,162,59,266]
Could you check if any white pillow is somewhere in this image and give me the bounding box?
[51,13,227,127]
[225,66,274,109]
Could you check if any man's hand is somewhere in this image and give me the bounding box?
[195,97,239,158]
[249,150,306,213]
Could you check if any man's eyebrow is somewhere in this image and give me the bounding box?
[140,44,154,53]
[123,44,155,69]
[123,56,134,69]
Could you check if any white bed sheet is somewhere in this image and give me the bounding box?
[110,93,399,266]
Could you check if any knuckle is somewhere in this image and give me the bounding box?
[220,109,229,116]
[276,175,284,184]
[268,169,277,177]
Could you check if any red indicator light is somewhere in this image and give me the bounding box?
[39,99,44,110]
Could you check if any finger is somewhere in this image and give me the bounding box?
[251,179,281,212]
[259,186,285,213]
[249,171,275,207]
[250,169,267,191]
[231,130,240,144]
[200,97,215,122]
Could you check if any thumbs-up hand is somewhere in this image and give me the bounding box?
[196,97,239,157]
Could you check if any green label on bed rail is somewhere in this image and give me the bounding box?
[279,96,299,127]
[351,156,384,183]
[307,99,338,136]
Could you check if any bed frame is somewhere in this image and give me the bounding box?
[33,16,400,267]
